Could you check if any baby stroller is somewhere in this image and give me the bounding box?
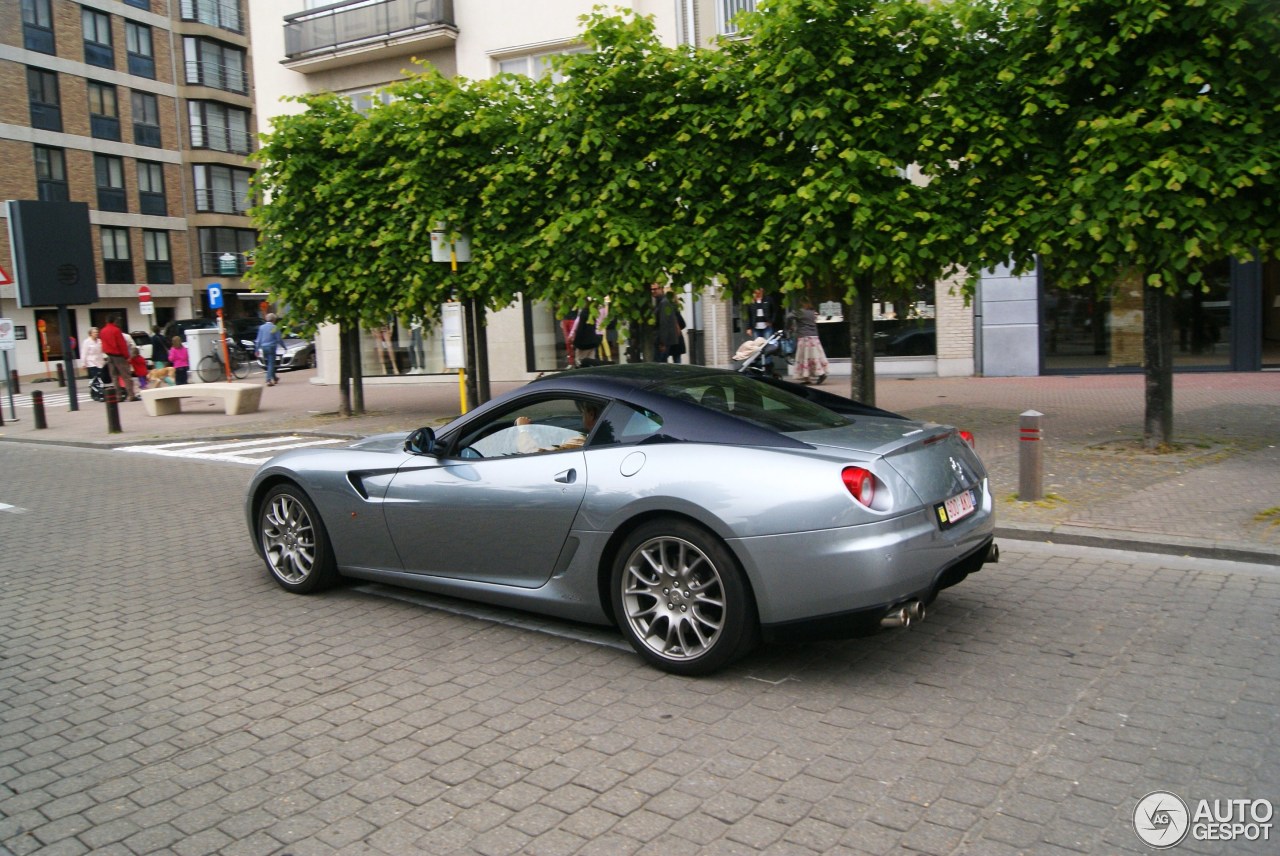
[732,329,792,379]
[88,370,129,402]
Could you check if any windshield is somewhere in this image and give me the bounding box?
[654,373,850,433]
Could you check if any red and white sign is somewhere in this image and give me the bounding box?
[138,286,152,302]
[0,266,11,286]
[138,286,154,315]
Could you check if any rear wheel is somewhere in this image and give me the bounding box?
[611,519,758,675]
[230,348,250,379]
[258,484,339,593]
[196,354,222,383]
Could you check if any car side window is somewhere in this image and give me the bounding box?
[592,402,663,447]
[454,397,605,458]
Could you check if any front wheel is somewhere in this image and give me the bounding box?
[611,519,758,675]
[257,484,339,593]
[196,354,222,383]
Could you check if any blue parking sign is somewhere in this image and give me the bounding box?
[208,283,223,310]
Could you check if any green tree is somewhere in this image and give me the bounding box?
[938,0,1280,446]
[715,0,971,403]
[250,94,400,414]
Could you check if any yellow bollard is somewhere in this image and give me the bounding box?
[458,368,467,414]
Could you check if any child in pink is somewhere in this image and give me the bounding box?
[169,336,190,385]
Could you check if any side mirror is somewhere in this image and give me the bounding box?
[404,426,438,456]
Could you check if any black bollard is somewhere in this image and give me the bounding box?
[56,363,66,387]
[104,386,122,434]
[10,370,19,394]
[33,390,47,429]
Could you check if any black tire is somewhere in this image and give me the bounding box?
[196,354,222,383]
[230,349,250,379]
[611,519,758,675]
[257,484,339,594]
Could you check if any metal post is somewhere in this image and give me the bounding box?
[104,386,122,434]
[1019,410,1044,502]
[32,390,47,430]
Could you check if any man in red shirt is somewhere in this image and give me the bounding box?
[99,316,139,401]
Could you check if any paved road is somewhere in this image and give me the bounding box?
[1,445,1277,855]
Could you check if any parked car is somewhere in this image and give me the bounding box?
[163,318,219,341]
[245,363,996,675]
[128,331,153,363]
[243,333,315,371]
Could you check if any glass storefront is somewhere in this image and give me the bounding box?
[356,316,449,376]
[1043,261,1233,372]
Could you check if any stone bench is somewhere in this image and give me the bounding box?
[140,382,264,416]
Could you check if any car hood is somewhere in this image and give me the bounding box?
[347,431,412,452]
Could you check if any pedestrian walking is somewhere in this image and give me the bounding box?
[80,327,105,384]
[99,315,139,401]
[654,289,687,363]
[255,313,284,386]
[788,297,829,384]
[169,335,190,385]
[149,325,170,368]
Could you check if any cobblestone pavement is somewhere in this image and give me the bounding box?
[1,444,1277,855]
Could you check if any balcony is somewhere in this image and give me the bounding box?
[283,0,457,73]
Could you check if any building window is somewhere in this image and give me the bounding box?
[125,22,155,78]
[95,155,128,213]
[496,46,589,83]
[345,88,396,116]
[34,146,69,203]
[88,82,121,141]
[180,0,243,34]
[143,230,173,284]
[137,161,167,216]
[101,227,133,284]
[27,67,61,132]
[198,227,255,276]
[82,7,114,69]
[188,101,252,154]
[193,164,253,214]
[22,0,55,54]
[183,37,247,94]
[719,0,757,36]
[124,0,151,10]
[131,91,162,147]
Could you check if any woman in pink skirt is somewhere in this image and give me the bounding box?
[788,297,829,384]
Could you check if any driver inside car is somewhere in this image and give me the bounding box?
[515,401,600,454]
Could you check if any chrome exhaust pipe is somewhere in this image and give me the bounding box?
[879,600,923,629]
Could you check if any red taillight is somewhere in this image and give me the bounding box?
[842,466,875,507]
[958,430,975,449]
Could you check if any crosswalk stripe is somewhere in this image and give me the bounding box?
[119,435,346,465]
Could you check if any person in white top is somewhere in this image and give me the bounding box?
[80,327,106,384]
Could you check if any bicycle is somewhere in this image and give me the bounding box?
[196,338,251,383]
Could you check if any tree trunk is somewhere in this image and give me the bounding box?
[338,326,352,417]
[474,299,491,405]
[848,281,876,406]
[1142,285,1174,449]
[350,325,365,416]
[463,297,480,411]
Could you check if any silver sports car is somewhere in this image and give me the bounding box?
[246,363,996,675]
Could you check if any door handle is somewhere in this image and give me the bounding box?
[554,468,577,484]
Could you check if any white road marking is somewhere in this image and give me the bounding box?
[0,502,27,513]
[119,435,346,465]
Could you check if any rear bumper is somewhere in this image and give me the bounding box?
[730,490,995,627]
[758,536,995,641]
